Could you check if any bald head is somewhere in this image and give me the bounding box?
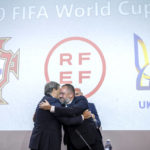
[75,88,83,96]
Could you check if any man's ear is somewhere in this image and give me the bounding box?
[53,88,56,93]
[70,93,74,99]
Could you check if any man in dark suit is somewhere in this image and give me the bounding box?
[75,88,101,128]
[40,84,104,150]
[29,82,90,150]
[29,81,62,150]
[75,88,104,149]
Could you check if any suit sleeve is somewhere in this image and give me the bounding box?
[90,103,101,128]
[54,96,89,117]
[57,115,83,126]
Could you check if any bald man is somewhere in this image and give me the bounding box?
[75,88,101,128]
[75,88,104,150]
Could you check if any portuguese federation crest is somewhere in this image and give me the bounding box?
[0,38,20,104]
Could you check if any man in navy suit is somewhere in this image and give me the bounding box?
[29,82,90,150]
[29,81,62,150]
[40,84,104,150]
[75,88,101,128]
[75,88,104,149]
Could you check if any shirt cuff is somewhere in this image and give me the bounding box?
[50,106,55,112]
[81,115,84,120]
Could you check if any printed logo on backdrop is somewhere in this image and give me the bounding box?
[44,37,106,98]
[134,34,150,90]
[134,34,150,109]
[0,38,20,104]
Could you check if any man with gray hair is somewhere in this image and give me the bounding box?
[29,81,61,150]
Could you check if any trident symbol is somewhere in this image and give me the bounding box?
[0,38,19,104]
[134,33,150,90]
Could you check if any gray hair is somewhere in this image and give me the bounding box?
[44,81,60,96]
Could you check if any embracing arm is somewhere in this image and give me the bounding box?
[57,109,92,126]
[89,103,101,128]
[54,96,89,117]
[39,96,89,117]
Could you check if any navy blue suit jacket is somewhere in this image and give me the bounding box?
[29,95,62,150]
[88,102,101,128]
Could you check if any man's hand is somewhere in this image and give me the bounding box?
[91,113,95,119]
[83,109,92,119]
[33,113,36,122]
[39,100,51,110]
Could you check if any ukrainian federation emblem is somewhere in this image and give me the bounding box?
[0,38,19,104]
[134,33,150,90]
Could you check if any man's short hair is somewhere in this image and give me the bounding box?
[44,81,60,96]
[62,84,75,96]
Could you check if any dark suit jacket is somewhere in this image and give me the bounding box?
[53,96,99,149]
[29,95,83,150]
[29,95,62,150]
[88,102,101,128]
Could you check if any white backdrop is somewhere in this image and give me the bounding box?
[0,0,150,130]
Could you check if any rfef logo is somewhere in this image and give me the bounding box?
[0,38,20,104]
[134,33,150,90]
[45,37,106,98]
